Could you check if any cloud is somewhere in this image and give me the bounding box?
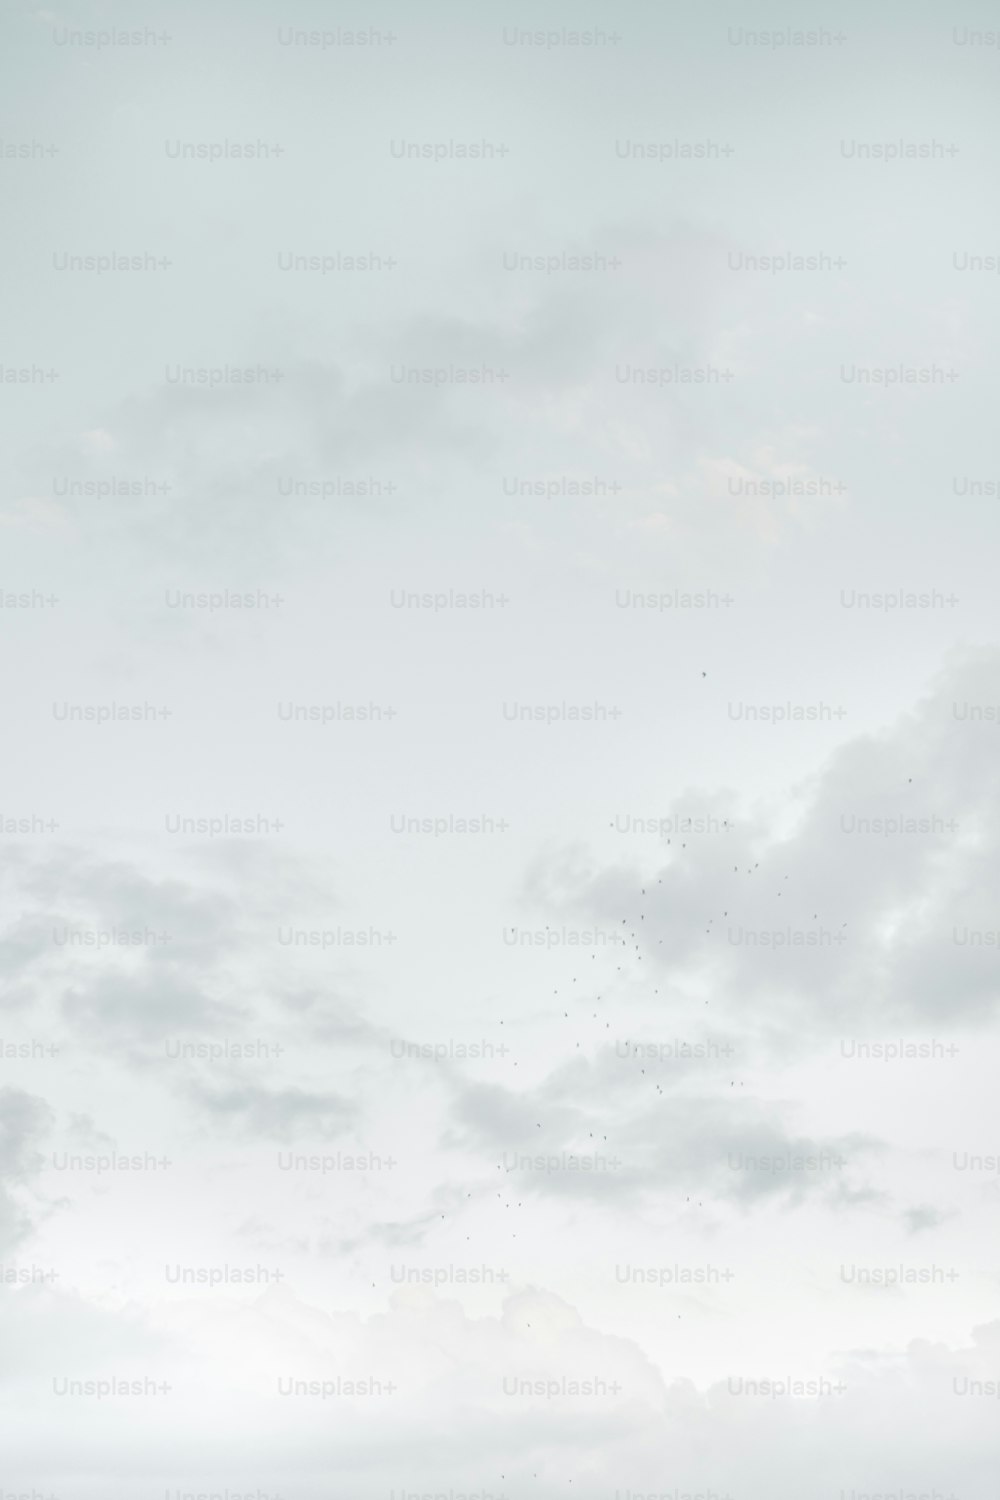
[0,1086,56,1253]
[517,646,1000,1037]
[184,1081,356,1142]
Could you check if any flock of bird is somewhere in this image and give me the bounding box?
[428,691,877,1245]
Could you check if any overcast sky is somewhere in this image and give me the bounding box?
[2,0,1000,1496]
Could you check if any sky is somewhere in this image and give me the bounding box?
[2,0,1000,1496]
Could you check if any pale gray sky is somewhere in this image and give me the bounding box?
[2,1,1000,1495]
